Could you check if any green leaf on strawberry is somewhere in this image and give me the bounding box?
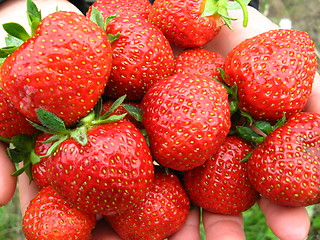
[26,0,42,35]
[122,104,143,122]
[89,6,108,30]
[89,6,120,43]
[2,23,31,42]
[201,0,249,29]
[236,126,265,145]
[35,109,69,135]
[5,134,39,179]
[0,0,42,60]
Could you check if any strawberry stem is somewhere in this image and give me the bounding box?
[233,0,248,27]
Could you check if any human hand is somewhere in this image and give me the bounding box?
[1,1,317,240]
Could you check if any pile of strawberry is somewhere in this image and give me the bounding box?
[0,0,319,239]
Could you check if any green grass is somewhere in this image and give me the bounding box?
[244,204,277,240]
[0,191,24,240]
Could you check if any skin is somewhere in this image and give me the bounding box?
[0,1,318,239]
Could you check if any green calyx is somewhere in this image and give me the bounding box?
[2,134,39,180]
[29,95,129,148]
[0,0,41,62]
[237,115,287,163]
[89,7,120,43]
[201,0,249,29]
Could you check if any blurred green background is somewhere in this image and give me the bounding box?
[0,0,319,239]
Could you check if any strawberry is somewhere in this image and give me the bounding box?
[141,72,231,171]
[184,136,260,215]
[148,0,249,48]
[22,185,96,240]
[105,169,190,240]
[87,0,152,19]
[224,29,318,122]
[99,11,176,101]
[247,112,320,207]
[46,119,154,215]
[175,47,225,81]
[0,79,35,139]
[1,10,113,126]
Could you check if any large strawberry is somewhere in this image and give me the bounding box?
[105,169,190,240]
[87,0,152,20]
[224,29,318,122]
[22,185,96,240]
[247,112,320,207]
[1,10,112,126]
[148,0,249,48]
[46,118,154,215]
[184,136,260,215]
[96,11,176,101]
[175,47,225,81]
[141,72,230,171]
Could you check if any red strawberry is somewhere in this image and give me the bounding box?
[31,133,54,188]
[141,72,231,171]
[184,136,260,215]
[105,169,190,240]
[148,0,248,48]
[248,112,320,207]
[87,0,152,19]
[224,29,318,122]
[175,47,225,80]
[1,11,112,126]
[0,81,35,139]
[46,120,154,215]
[22,185,96,240]
[100,11,176,101]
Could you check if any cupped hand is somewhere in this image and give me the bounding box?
[1,1,317,240]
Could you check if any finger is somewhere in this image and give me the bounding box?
[258,197,310,240]
[0,143,17,206]
[204,6,279,57]
[168,207,201,240]
[91,219,122,240]
[18,170,39,215]
[304,72,320,113]
[202,210,245,240]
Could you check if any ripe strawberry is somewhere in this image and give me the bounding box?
[141,72,231,171]
[22,185,96,240]
[100,11,176,101]
[1,11,112,126]
[105,169,190,240]
[87,0,152,19]
[175,47,225,81]
[46,119,154,215]
[248,112,320,207]
[148,0,248,48]
[224,29,318,122]
[184,136,260,215]
[0,80,35,139]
